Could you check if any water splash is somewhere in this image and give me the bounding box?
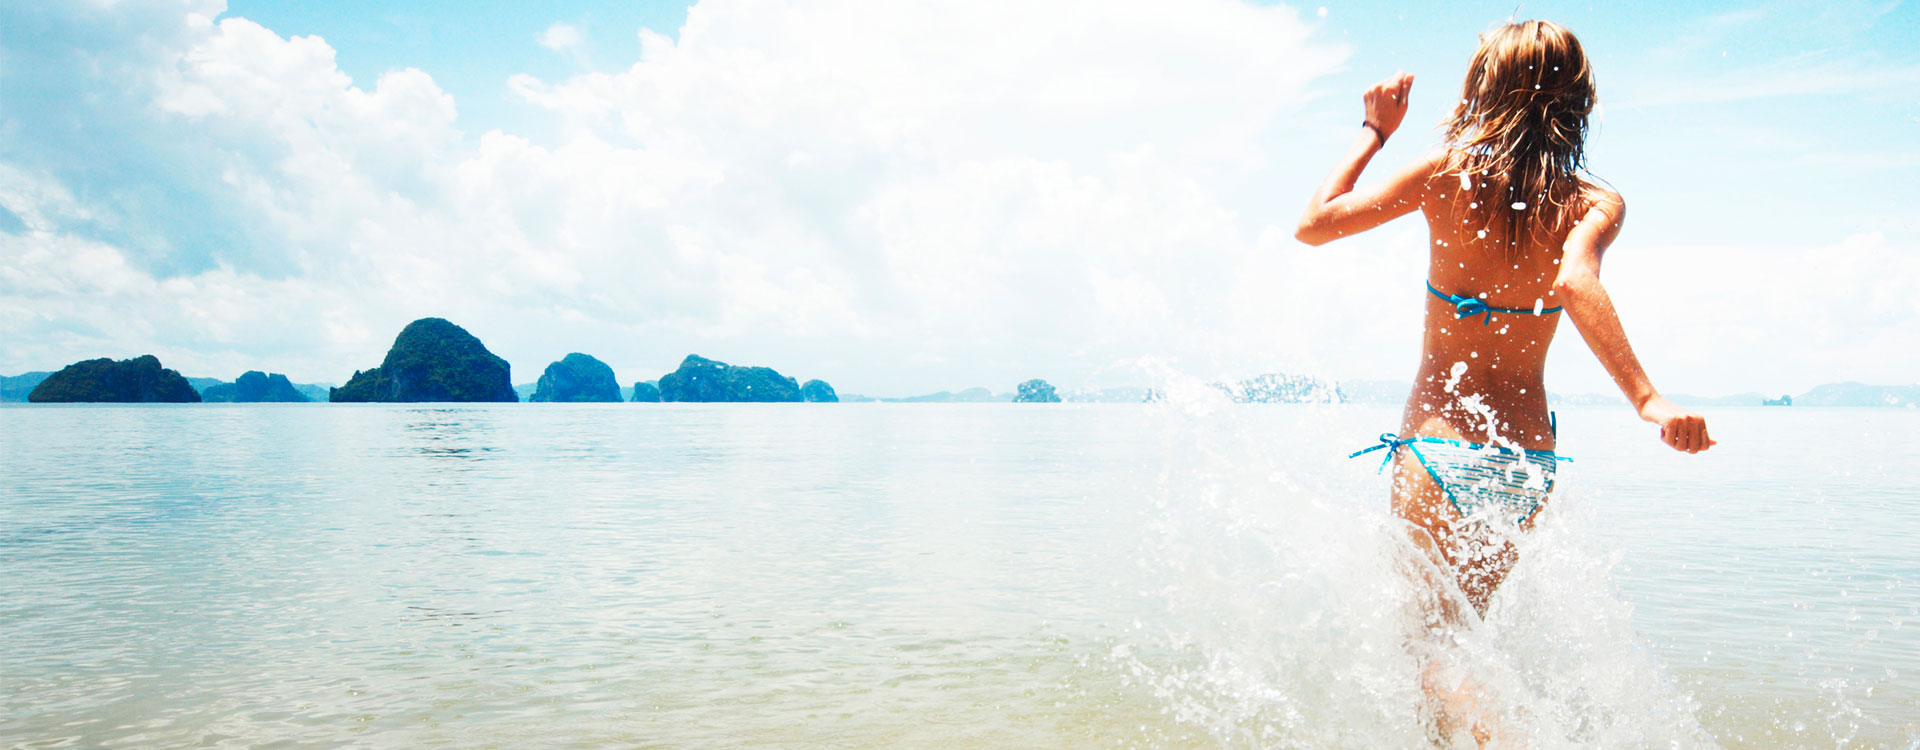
[1116,370,1717,747]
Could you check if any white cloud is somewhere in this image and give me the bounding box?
[1,0,1350,392]
[2,0,1910,398]
[538,22,584,53]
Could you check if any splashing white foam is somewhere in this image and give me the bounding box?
[1444,361,1469,394]
[1114,369,1716,747]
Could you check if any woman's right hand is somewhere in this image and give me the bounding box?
[1363,72,1415,140]
[1638,395,1715,453]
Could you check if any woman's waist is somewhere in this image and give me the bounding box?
[1410,351,1549,392]
[1401,374,1556,449]
[1410,362,1547,387]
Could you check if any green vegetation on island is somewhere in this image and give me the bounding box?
[1224,373,1342,403]
[800,379,839,403]
[530,353,622,403]
[201,371,311,402]
[6,330,1914,410]
[1013,379,1060,403]
[330,318,517,403]
[28,355,201,403]
[657,355,811,402]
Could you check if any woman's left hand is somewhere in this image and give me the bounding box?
[1363,72,1415,141]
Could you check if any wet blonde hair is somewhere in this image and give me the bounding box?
[1442,20,1596,249]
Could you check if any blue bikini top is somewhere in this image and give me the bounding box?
[1427,281,1562,326]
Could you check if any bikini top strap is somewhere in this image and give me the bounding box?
[1427,281,1496,325]
[1425,280,1565,324]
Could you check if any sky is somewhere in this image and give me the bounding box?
[0,0,1915,397]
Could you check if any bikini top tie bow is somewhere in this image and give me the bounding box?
[1424,281,1563,326]
[1451,296,1493,324]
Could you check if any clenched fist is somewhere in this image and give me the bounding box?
[1363,72,1415,141]
[1638,395,1716,453]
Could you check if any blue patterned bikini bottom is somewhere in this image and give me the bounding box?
[1351,434,1572,524]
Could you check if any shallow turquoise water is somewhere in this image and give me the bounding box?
[1,403,1915,748]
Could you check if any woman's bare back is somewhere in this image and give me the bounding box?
[1403,158,1619,451]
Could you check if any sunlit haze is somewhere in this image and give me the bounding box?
[2,0,1914,396]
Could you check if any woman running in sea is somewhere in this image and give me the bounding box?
[1295,19,1715,742]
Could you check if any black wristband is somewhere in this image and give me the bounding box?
[1361,120,1385,145]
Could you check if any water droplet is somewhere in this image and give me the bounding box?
[1511,201,1528,210]
[1469,202,1479,209]
[1477,229,1488,239]
[1533,298,1545,314]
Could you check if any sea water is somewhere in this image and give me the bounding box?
[1,399,1915,748]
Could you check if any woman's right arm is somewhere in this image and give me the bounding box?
[1294,73,1431,246]
[1553,193,1716,453]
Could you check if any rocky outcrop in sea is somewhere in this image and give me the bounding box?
[530,353,622,403]
[1221,373,1343,404]
[1013,379,1060,403]
[201,371,311,402]
[28,355,201,403]
[657,355,803,402]
[631,381,662,402]
[330,318,517,403]
[800,379,838,403]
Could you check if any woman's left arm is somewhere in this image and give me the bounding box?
[1295,73,1437,246]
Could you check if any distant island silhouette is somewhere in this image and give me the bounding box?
[529,353,622,403]
[26,355,200,403]
[331,318,518,403]
[201,371,310,402]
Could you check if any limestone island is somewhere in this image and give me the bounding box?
[530,353,622,402]
[631,381,661,402]
[1013,378,1060,403]
[201,371,311,402]
[29,355,201,403]
[330,318,517,402]
[800,379,838,403]
[654,354,835,403]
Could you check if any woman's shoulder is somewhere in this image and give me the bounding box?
[1573,178,1625,223]
[1412,148,1463,189]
